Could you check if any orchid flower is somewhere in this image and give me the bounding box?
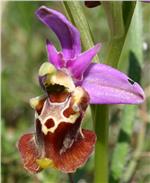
[17,6,144,174]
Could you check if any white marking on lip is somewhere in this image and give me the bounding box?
[37,96,80,134]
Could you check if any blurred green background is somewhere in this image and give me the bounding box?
[1,2,150,183]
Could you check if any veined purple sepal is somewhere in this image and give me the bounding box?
[36,6,81,60]
[80,63,145,104]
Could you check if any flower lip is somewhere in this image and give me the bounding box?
[17,83,96,173]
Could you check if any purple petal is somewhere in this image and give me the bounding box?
[46,39,64,69]
[36,6,81,59]
[80,63,145,104]
[67,44,101,80]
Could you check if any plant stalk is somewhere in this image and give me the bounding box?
[68,173,74,183]
[93,105,109,183]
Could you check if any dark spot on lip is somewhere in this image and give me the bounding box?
[128,78,135,85]
[45,118,55,129]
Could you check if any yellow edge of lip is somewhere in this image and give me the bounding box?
[36,158,56,169]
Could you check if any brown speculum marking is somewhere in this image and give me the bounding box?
[35,86,89,136]
[34,86,90,157]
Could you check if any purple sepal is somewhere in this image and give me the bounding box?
[80,63,145,104]
[36,6,81,60]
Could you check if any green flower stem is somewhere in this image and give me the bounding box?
[93,105,109,183]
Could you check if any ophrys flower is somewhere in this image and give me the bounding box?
[17,6,144,174]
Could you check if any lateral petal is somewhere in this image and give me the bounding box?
[46,39,64,69]
[67,44,101,81]
[36,6,81,59]
[80,63,145,104]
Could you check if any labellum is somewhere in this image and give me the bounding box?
[18,63,96,173]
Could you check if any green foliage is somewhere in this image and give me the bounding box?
[110,143,129,180]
